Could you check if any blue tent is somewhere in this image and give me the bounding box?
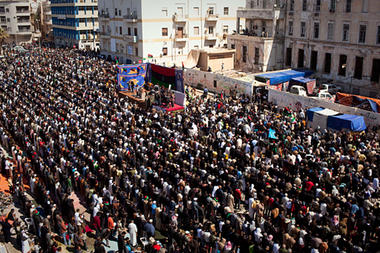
[255,70,305,85]
[327,114,366,132]
[306,107,324,122]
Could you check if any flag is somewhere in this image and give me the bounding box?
[268,128,277,139]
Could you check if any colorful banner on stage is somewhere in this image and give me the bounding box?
[117,64,147,91]
[150,64,184,93]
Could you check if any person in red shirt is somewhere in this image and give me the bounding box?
[305,181,314,192]
[93,213,101,237]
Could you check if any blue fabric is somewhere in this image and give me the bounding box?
[306,107,324,122]
[327,114,367,132]
[255,70,305,85]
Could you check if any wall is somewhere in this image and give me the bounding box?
[284,0,380,97]
[184,68,252,96]
[268,89,380,127]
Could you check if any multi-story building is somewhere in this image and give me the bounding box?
[41,0,53,42]
[284,0,380,97]
[98,0,245,65]
[227,0,286,73]
[0,0,32,44]
[51,0,99,50]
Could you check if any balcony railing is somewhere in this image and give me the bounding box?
[205,14,218,21]
[18,28,31,32]
[99,12,109,18]
[175,34,188,41]
[173,14,187,22]
[16,9,29,14]
[124,13,138,22]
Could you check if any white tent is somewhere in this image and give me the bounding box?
[308,108,339,129]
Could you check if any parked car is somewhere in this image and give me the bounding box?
[319,84,342,94]
[315,91,335,102]
[289,85,307,96]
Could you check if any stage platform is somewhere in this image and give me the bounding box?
[119,90,146,107]
[119,90,184,112]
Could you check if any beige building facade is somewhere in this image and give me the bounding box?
[0,0,32,45]
[227,0,286,73]
[284,0,380,97]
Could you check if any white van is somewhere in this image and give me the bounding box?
[289,85,307,96]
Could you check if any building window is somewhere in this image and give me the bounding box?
[135,47,138,56]
[300,22,306,37]
[208,7,214,15]
[254,47,259,64]
[342,24,349,41]
[315,0,321,11]
[286,48,292,66]
[359,25,366,43]
[134,28,138,36]
[302,0,307,11]
[194,26,199,35]
[324,53,332,73]
[310,51,318,70]
[214,80,217,88]
[362,0,368,13]
[298,49,304,68]
[377,26,380,44]
[231,44,235,49]
[119,26,122,35]
[209,26,214,34]
[338,54,347,76]
[327,22,334,40]
[288,21,293,36]
[115,8,117,16]
[162,8,168,16]
[194,7,199,16]
[162,28,168,36]
[128,27,131,35]
[330,0,336,12]
[163,47,168,56]
[371,59,380,83]
[314,22,319,39]
[224,7,229,15]
[242,46,247,63]
[223,25,228,34]
[263,0,267,8]
[290,0,294,11]
[354,56,363,79]
[346,0,351,12]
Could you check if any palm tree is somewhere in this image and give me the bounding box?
[0,28,9,55]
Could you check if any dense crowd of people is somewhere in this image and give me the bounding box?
[0,47,379,253]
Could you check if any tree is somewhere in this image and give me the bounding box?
[0,28,9,55]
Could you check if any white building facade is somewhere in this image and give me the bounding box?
[98,0,245,65]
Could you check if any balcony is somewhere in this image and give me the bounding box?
[100,31,110,38]
[124,34,138,43]
[124,13,137,23]
[237,7,285,20]
[99,12,109,19]
[18,28,31,34]
[204,33,218,40]
[16,8,29,14]
[173,14,187,23]
[175,34,188,42]
[17,19,30,24]
[205,14,218,22]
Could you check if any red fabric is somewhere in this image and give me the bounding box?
[151,64,175,77]
[305,181,314,191]
[85,225,94,233]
